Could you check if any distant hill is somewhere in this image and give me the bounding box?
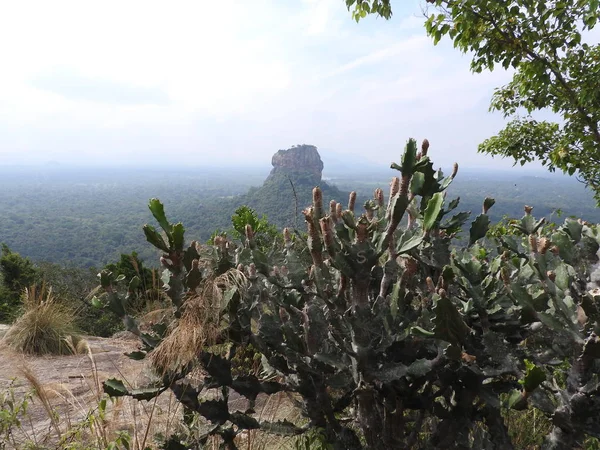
[240,144,350,228]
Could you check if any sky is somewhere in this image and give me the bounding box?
[0,0,555,171]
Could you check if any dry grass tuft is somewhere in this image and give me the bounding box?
[3,284,82,356]
[150,269,248,375]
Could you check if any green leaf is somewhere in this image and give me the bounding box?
[396,229,424,254]
[124,351,147,360]
[259,419,303,436]
[143,225,170,253]
[423,192,444,231]
[103,378,129,397]
[519,359,546,393]
[171,223,185,252]
[433,296,471,345]
[469,214,491,246]
[230,413,260,430]
[506,389,527,410]
[148,198,171,236]
[400,138,418,176]
[91,296,103,308]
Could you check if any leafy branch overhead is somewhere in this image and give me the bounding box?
[346,0,600,203]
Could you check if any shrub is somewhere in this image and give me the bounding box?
[96,138,600,449]
[3,284,82,355]
[0,244,38,322]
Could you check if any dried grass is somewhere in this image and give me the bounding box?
[3,284,82,356]
[150,269,248,375]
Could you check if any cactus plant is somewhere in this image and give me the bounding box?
[95,138,600,449]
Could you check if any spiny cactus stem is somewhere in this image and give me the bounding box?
[388,234,397,259]
[352,280,369,308]
[313,187,324,220]
[386,178,400,222]
[329,200,338,223]
[399,175,410,197]
[335,202,343,222]
[304,208,324,266]
[320,217,337,258]
[337,274,348,302]
[348,191,357,213]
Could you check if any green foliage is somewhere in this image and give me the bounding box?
[94,137,600,449]
[347,0,600,203]
[231,205,281,250]
[0,244,37,322]
[0,380,34,450]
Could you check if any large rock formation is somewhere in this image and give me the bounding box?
[267,144,324,185]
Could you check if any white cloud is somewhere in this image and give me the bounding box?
[0,0,528,169]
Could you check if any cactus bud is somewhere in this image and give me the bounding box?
[426,276,435,293]
[550,245,560,255]
[348,191,357,212]
[237,263,245,272]
[500,267,510,285]
[538,237,551,254]
[280,265,289,277]
[416,151,422,161]
[335,202,343,220]
[248,263,257,278]
[283,227,292,247]
[356,217,369,243]
[320,217,336,257]
[529,234,538,254]
[374,188,384,208]
[272,266,280,277]
[451,162,458,179]
[390,177,400,197]
[524,205,533,215]
[245,224,254,241]
[547,270,556,282]
[312,187,323,219]
[330,200,338,223]
[482,197,496,214]
[438,288,447,298]
[421,138,430,156]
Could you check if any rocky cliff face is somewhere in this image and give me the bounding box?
[267,144,324,185]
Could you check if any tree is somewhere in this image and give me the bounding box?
[0,244,38,321]
[345,0,600,201]
[230,205,281,250]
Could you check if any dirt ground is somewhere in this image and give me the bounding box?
[0,328,300,450]
[0,330,170,449]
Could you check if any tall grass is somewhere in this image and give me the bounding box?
[2,284,81,355]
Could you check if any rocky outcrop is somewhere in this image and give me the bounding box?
[267,144,324,185]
